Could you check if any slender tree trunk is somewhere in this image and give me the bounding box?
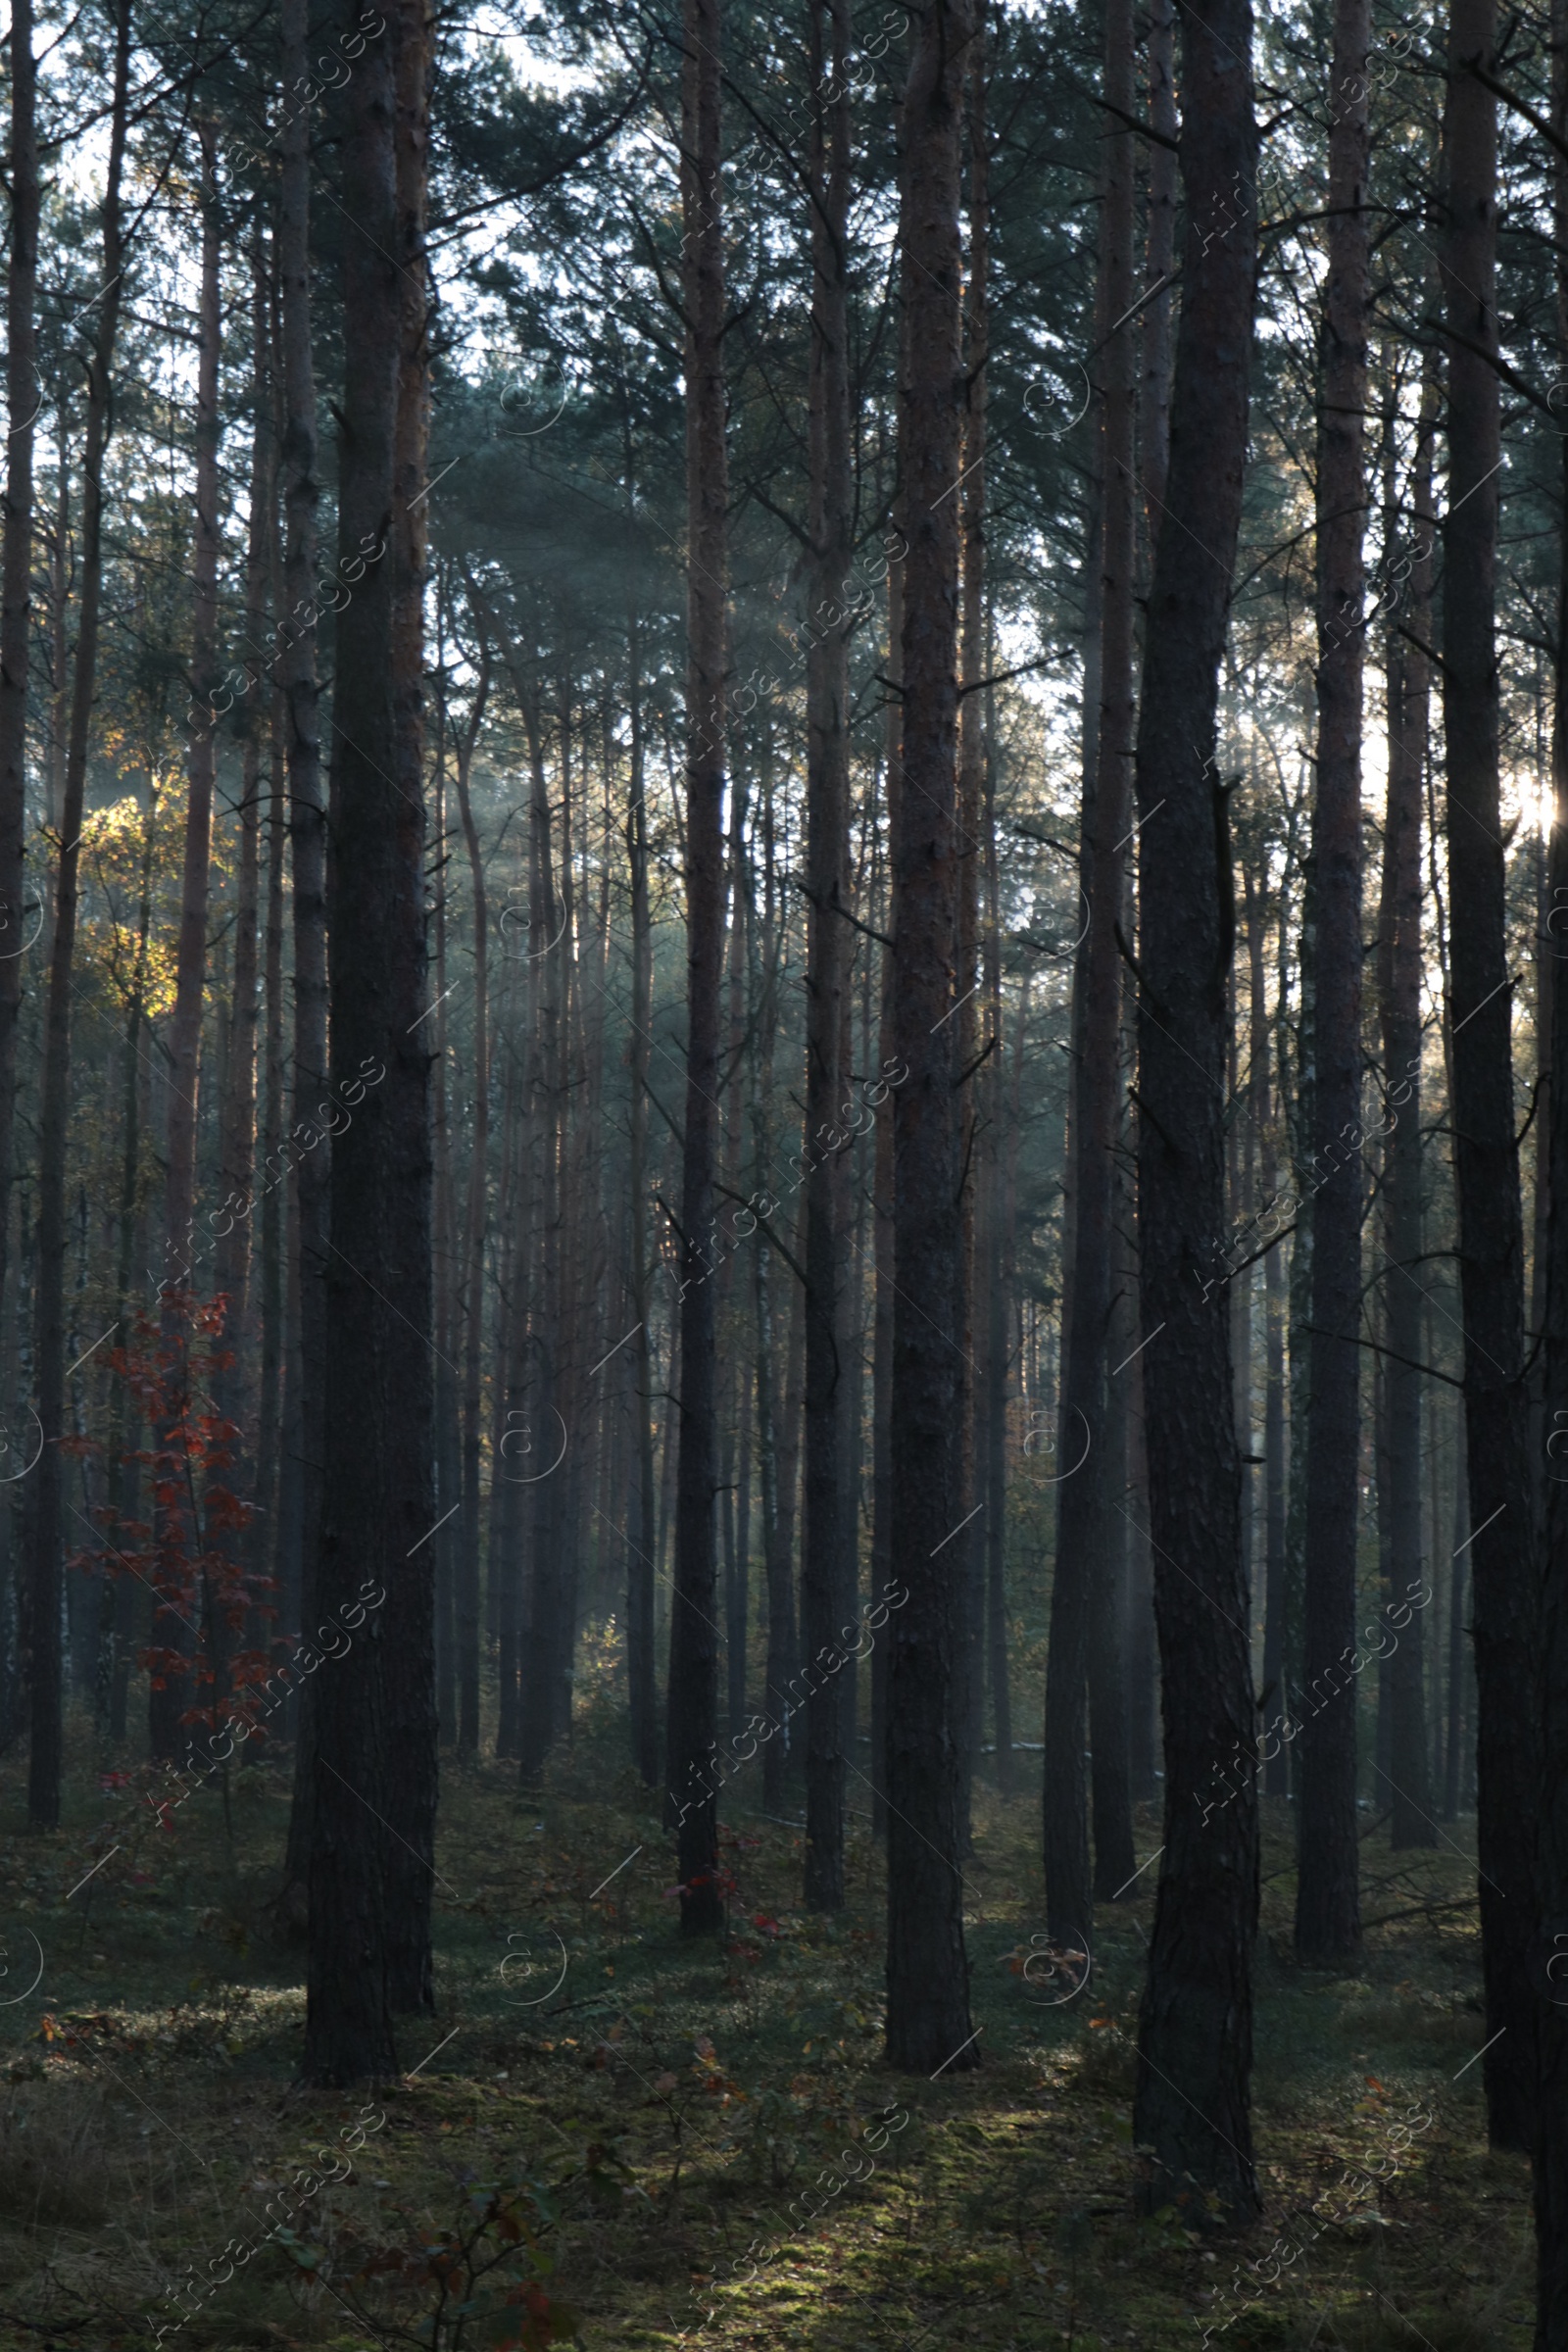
[1295,0,1370,1968]
[983,661,1011,1793]
[1378,373,1434,1850]
[1045,0,1137,1936]
[1247,872,1289,1798]
[452,627,492,1756]
[378,0,438,2017]
[1128,0,1261,2220]
[25,4,128,1827]
[801,0,854,1914]
[1439,0,1537,2151]
[665,0,727,1935]
[626,617,659,1785]
[884,0,978,2075]
[0,0,38,1354]
[1139,0,1177,537]
[870,532,904,1835]
[280,0,330,1903]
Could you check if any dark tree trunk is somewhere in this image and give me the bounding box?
[883,0,978,2077]
[1129,0,1261,2221]
[801,0,854,1914]
[1533,0,1568,2326]
[452,623,492,1758]
[0,0,38,1353]
[665,0,727,1933]
[25,4,128,1827]
[1295,0,1370,1970]
[1046,0,1137,1932]
[1246,872,1289,1799]
[1378,379,1435,1851]
[870,531,903,1835]
[1439,0,1538,2152]
[626,617,660,1786]
[280,0,330,1904]
[304,0,433,2075]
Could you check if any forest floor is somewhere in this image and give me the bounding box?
[0,1701,1533,2352]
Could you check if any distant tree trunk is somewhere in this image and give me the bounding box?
[377,0,437,2020]
[25,3,128,1828]
[1129,0,1261,2220]
[1247,871,1288,1798]
[983,667,1012,1793]
[280,0,329,1907]
[1044,0,1136,1935]
[430,644,460,1743]
[1295,0,1370,1969]
[870,529,904,1835]
[1378,373,1434,1851]
[665,0,727,1936]
[884,0,978,2076]
[452,621,492,1757]
[304,0,430,2077]
[0,0,38,1352]
[1439,0,1537,2152]
[626,617,659,1786]
[104,793,156,1742]
[258,514,287,1656]
[799,0,853,1912]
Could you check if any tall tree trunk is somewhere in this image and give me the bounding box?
[304,0,432,2076]
[1129,0,1260,2220]
[1247,871,1289,1798]
[280,0,330,1905]
[1378,368,1434,1851]
[1045,0,1137,1936]
[0,0,38,1355]
[666,0,727,1936]
[1532,0,1568,2322]
[884,0,978,2076]
[1439,0,1537,2151]
[25,2,128,1827]
[381,0,437,2015]
[983,662,1012,1793]
[452,622,492,1757]
[626,615,659,1786]
[1295,0,1370,1968]
[1138,0,1177,536]
[801,0,853,1915]
[870,529,904,1835]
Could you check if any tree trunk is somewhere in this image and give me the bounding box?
[0,0,38,1357]
[1295,0,1370,1969]
[1377,368,1434,1851]
[1439,0,1537,2152]
[665,0,727,1936]
[1045,0,1137,1937]
[25,3,128,1827]
[626,615,660,1785]
[870,530,904,1835]
[379,0,438,2018]
[304,0,432,2076]
[452,620,492,1757]
[883,0,978,2076]
[1247,871,1289,1799]
[1128,0,1260,2221]
[280,0,330,1905]
[801,0,853,1914]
